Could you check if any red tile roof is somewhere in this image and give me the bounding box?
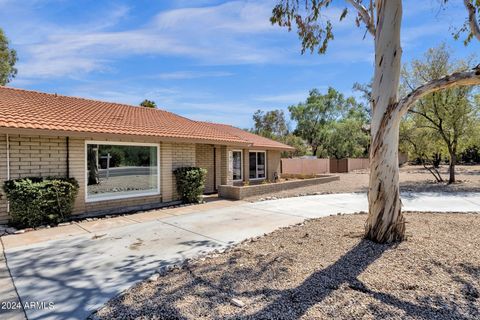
[200,122,295,151]
[0,86,248,145]
[0,86,294,151]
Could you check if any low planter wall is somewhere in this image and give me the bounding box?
[218,175,340,200]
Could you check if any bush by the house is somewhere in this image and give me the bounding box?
[3,177,79,228]
[173,167,207,203]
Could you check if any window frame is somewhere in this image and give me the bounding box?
[232,150,243,181]
[248,150,267,180]
[84,140,161,203]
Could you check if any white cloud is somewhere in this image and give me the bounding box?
[255,91,309,104]
[149,71,234,80]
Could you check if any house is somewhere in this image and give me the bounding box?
[0,86,294,224]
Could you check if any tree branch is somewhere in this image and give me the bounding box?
[398,67,480,116]
[346,0,375,36]
[464,0,480,42]
[407,109,440,129]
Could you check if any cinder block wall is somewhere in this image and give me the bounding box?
[9,135,68,179]
[0,134,199,224]
[171,142,196,199]
[195,144,222,193]
[0,135,8,224]
[0,134,69,223]
[195,144,215,193]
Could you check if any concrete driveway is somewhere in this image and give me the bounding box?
[2,192,480,320]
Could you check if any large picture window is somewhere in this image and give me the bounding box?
[249,151,266,179]
[86,142,159,201]
[232,150,242,181]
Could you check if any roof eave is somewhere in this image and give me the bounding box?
[0,126,251,147]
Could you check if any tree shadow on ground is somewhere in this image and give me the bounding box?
[100,235,480,320]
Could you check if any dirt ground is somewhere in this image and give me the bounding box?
[94,213,480,320]
[245,165,480,201]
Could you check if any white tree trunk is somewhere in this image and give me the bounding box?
[365,0,406,242]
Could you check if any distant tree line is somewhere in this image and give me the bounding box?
[251,87,370,159]
[251,45,480,184]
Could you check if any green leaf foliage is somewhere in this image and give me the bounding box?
[270,0,336,54]
[401,44,480,176]
[140,99,157,108]
[252,109,289,139]
[173,167,207,203]
[288,87,369,158]
[0,28,17,85]
[3,177,79,228]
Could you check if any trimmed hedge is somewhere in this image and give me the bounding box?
[3,177,79,228]
[173,167,207,203]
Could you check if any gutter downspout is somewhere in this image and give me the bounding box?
[66,137,70,178]
[213,146,217,192]
[6,134,10,213]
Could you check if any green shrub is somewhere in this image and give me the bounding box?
[173,167,207,203]
[3,177,79,228]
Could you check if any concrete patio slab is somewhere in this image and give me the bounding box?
[2,192,480,320]
[0,242,26,320]
[76,217,136,233]
[2,224,88,249]
[126,209,175,222]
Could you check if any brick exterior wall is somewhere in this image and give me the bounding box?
[0,132,285,224]
[0,134,198,224]
[8,135,68,179]
[0,134,69,223]
[0,135,8,223]
[219,175,340,200]
[195,144,222,193]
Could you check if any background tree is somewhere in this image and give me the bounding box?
[281,134,310,157]
[325,105,370,159]
[140,99,157,108]
[401,44,480,184]
[0,28,18,85]
[271,0,480,243]
[400,118,445,182]
[289,87,357,156]
[250,109,310,157]
[252,109,289,139]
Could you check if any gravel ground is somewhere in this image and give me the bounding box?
[94,213,480,320]
[244,165,480,201]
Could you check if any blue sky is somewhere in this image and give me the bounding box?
[1,0,479,128]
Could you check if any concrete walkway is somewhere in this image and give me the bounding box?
[2,192,480,320]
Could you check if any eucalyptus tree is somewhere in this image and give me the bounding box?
[271,0,480,242]
[0,28,17,85]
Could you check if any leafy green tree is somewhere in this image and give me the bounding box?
[400,117,445,182]
[289,87,363,157]
[325,107,370,159]
[250,109,309,157]
[270,0,480,242]
[281,134,310,158]
[252,109,289,139]
[0,28,17,85]
[140,99,157,108]
[401,44,480,183]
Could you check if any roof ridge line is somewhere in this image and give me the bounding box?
[0,85,175,114]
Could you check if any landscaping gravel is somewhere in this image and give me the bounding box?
[93,212,480,320]
[245,165,480,201]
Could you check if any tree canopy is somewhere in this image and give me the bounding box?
[140,99,157,108]
[0,28,17,85]
[289,87,368,157]
[401,44,480,183]
[252,109,289,139]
